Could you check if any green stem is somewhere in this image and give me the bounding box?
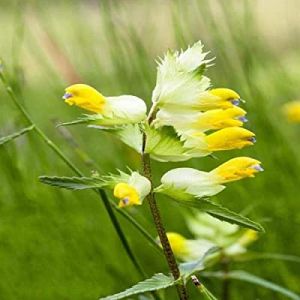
[221,255,230,300]
[142,135,188,300]
[0,63,147,278]
[98,189,146,277]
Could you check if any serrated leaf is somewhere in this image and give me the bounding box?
[170,198,264,232]
[39,176,104,190]
[0,125,35,146]
[99,273,176,300]
[145,126,187,162]
[202,271,300,300]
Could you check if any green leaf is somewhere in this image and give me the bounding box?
[57,114,110,127]
[145,125,187,162]
[179,246,220,278]
[99,273,176,300]
[0,125,35,146]
[202,271,300,300]
[39,176,104,190]
[234,252,300,263]
[201,286,218,300]
[171,198,264,232]
[56,118,89,127]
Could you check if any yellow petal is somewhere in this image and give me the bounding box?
[237,229,259,247]
[165,232,189,258]
[211,157,263,183]
[205,127,255,151]
[197,88,241,110]
[113,182,141,208]
[63,84,106,113]
[195,106,246,130]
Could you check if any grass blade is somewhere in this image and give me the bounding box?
[203,271,300,300]
[0,125,35,146]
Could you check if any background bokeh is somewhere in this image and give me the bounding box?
[0,0,300,299]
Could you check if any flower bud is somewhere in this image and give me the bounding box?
[113,172,151,208]
[114,183,141,208]
[63,84,106,113]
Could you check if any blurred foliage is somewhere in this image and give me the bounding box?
[0,0,300,299]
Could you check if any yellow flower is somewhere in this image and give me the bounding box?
[204,127,256,151]
[237,229,259,247]
[210,157,263,183]
[63,84,147,125]
[197,88,241,111]
[63,84,106,113]
[226,229,259,256]
[166,233,190,258]
[187,213,239,245]
[185,213,260,259]
[165,232,215,261]
[282,101,300,122]
[156,156,263,200]
[193,106,246,131]
[110,171,151,208]
[114,183,141,208]
[154,106,247,132]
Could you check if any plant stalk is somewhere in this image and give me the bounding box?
[142,133,188,300]
[221,256,230,300]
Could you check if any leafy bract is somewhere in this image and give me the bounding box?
[144,125,209,162]
[152,41,212,107]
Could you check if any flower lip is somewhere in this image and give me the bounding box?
[122,197,130,205]
[248,136,256,143]
[231,99,240,106]
[63,92,73,100]
[253,164,264,172]
[238,116,248,123]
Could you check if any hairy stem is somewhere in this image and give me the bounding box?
[0,64,147,279]
[142,133,188,300]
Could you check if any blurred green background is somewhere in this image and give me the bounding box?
[0,0,300,299]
